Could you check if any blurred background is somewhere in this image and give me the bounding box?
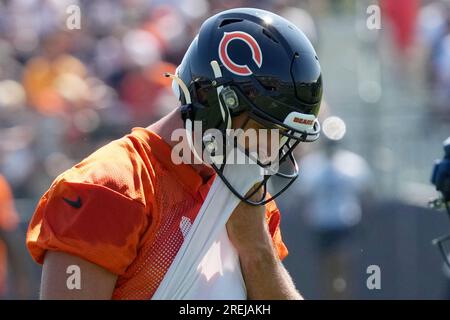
[0,0,449,299]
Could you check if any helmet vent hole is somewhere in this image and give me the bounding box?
[219,19,243,28]
[262,29,279,43]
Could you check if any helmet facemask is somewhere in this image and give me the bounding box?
[166,59,320,206]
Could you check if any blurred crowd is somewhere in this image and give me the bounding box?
[418,0,450,121]
[0,0,450,299]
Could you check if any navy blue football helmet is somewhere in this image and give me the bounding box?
[167,8,323,205]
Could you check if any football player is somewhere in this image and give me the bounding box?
[431,137,450,267]
[26,8,323,299]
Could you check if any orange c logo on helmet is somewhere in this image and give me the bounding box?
[218,31,263,76]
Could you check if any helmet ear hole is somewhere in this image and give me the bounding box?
[221,87,239,110]
[220,86,247,116]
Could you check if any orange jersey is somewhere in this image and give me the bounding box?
[26,127,288,299]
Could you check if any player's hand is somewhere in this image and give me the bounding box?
[226,184,274,257]
[226,184,303,300]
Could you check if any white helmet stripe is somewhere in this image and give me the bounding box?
[210,60,232,130]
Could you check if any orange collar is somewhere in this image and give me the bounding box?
[131,127,215,199]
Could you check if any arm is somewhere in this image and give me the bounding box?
[226,193,302,300]
[239,239,302,300]
[40,251,118,300]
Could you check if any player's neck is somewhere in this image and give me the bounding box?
[146,107,215,182]
[147,107,183,149]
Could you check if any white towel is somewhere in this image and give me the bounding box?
[152,149,263,300]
